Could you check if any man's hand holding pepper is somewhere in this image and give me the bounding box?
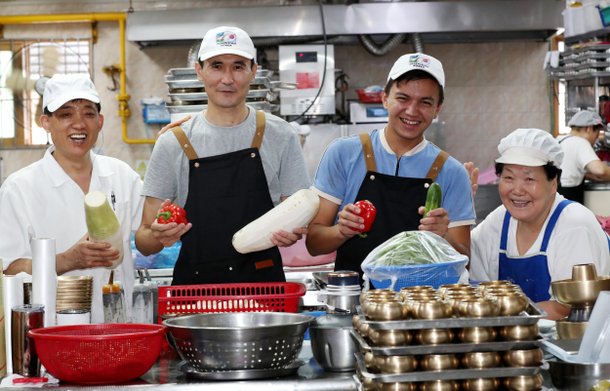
[151,199,192,247]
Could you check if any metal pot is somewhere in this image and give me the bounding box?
[548,359,610,390]
[309,314,357,372]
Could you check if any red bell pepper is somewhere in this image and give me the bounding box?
[156,203,188,225]
[354,200,376,233]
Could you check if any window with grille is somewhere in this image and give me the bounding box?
[0,39,92,148]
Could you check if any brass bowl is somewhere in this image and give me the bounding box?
[477,280,513,291]
[457,298,500,318]
[368,329,412,346]
[363,351,377,371]
[412,299,452,319]
[572,263,598,281]
[462,351,502,369]
[551,276,610,306]
[376,355,418,374]
[419,354,460,371]
[503,374,543,390]
[364,300,407,321]
[416,328,454,345]
[377,382,418,391]
[461,378,500,391]
[458,326,497,343]
[419,380,460,391]
[503,348,544,367]
[556,319,588,339]
[493,292,529,316]
[498,324,539,341]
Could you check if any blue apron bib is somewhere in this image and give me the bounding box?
[498,200,573,302]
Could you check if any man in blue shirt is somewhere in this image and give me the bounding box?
[306,53,475,278]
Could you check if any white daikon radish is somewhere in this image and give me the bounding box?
[232,188,320,254]
[84,190,123,268]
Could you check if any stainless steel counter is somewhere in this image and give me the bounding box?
[35,341,358,390]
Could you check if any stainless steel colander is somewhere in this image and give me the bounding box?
[163,312,314,371]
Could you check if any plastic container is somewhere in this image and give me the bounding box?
[365,258,468,291]
[356,88,382,103]
[28,323,165,384]
[157,282,306,323]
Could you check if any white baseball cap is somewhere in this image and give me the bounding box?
[495,128,564,169]
[387,53,445,87]
[43,74,100,113]
[198,26,256,62]
[567,110,604,128]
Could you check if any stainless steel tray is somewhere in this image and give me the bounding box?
[351,330,540,356]
[181,359,303,380]
[354,353,540,383]
[357,301,545,330]
[167,67,274,79]
[166,101,279,114]
[169,89,271,102]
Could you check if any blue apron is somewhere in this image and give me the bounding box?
[498,200,573,302]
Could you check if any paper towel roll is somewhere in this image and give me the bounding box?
[3,275,24,374]
[31,238,57,328]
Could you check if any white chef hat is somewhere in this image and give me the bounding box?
[495,128,563,169]
[43,74,100,113]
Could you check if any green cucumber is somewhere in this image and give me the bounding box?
[424,182,442,217]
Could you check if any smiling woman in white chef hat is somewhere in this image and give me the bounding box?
[469,128,610,320]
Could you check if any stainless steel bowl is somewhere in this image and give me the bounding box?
[548,359,610,390]
[163,312,313,371]
[309,314,357,372]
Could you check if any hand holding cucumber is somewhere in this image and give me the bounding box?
[419,182,449,238]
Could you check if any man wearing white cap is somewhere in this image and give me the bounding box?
[306,53,475,279]
[558,110,610,204]
[0,74,144,323]
[136,26,309,284]
[470,128,610,320]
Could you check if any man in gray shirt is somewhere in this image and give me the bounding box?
[135,25,309,284]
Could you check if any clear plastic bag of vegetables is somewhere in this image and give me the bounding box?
[361,231,468,291]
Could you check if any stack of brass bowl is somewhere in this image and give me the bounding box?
[551,263,610,339]
[354,283,544,391]
[56,275,93,312]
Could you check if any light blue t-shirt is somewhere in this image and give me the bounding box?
[312,129,476,227]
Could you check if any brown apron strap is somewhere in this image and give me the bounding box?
[251,110,266,149]
[171,126,199,161]
[425,150,449,181]
[359,132,377,172]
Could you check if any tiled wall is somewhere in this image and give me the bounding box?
[0,5,552,183]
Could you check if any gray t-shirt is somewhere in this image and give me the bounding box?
[142,107,310,207]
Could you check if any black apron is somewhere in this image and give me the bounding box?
[170,110,285,285]
[335,132,449,280]
[557,136,585,204]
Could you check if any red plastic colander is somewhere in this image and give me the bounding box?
[28,323,165,385]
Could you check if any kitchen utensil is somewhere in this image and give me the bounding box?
[572,263,598,281]
[163,312,313,371]
[157,282,305,323]
[556,318,588,339]
[28,323,165,384]
[11,304,44,377]
[102,271,126,323]
[551,274,610,322]
[309,314,357,372]
[548,359,610,390]
[503,374,543,390]
[181,359,304,380]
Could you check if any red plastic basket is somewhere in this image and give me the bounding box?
[28,324,165,385]
[356,88,383,103]
[157,282,306,323]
